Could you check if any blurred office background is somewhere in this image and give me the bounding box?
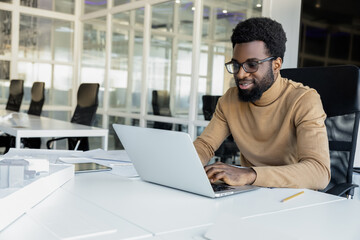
[0,0,358,150]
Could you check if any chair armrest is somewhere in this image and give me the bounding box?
[325,183,359,197]
[46,137,68,149]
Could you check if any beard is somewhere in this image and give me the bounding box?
[235,67,275,102]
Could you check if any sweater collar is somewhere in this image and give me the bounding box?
[252,73,283,106]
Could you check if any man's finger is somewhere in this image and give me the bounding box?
[205,166,220,178]
[212,171,227,182]
[205,162,228,171]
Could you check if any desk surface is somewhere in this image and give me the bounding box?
[1,168,358,240]
[61,172,345,234]
[0,110,108,150]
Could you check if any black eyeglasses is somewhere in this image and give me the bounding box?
[225,57,275,74]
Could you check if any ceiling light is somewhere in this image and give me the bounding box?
[191,6,195,11]
[222,9,228,14]
[256,3,262,7]
[175,0,180,4]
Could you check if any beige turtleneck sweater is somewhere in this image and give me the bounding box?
[194,74,330,190]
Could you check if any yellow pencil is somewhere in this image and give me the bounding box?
[281,191,304,202]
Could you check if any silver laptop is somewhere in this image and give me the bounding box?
[113,124,259,198]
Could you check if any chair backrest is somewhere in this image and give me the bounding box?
[202,95,221,120]
[6,79,24,112]
[151,90,173,130]
[152,90,171,116]
[201,94,239,162]
[280,65,360,194]
[71,83,99,126]
[28,82,45,116]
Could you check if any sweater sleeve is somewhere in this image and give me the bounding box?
[194,96,231,165]
[252,90,331,190]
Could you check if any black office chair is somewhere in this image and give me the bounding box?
[281,65,360,198]
[152,90,173,130]
[3,82,46,152]
[21,82,46,149]
[46,83,99,151]
[0,79,24,153]
[202,95,221,121]
[202,95,240,163]
[6,79,24,112]
[27,82,45,116]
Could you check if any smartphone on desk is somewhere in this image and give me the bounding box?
[74,162,112,173]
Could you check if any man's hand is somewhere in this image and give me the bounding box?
[204,162,257,186]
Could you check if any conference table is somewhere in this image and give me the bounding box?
[1,166,359,240]
[0,110,108,150]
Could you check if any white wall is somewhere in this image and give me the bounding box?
[262,0,302,69]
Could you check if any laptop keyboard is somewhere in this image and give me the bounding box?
[211,183,234,192]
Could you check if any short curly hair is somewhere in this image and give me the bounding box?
[231,17,287,62]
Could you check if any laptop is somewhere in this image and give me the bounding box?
[113,124,259,198]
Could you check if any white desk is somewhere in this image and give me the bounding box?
[61,173,346,235]
[203,199,360,240]
[0,111,108,150]
[1,167,357,240]
[0,188,152,240]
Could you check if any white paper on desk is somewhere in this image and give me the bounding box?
[108,164,139,178]
[58,157,139,178]
[5,149,81,163]
[58,156,128,166]
[57,157,94,164]
[204,212,298,240]
[0,112,14,121]
[2,112,30,127]
[72,149,131,162]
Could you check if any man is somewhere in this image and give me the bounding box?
[193,17,330,190]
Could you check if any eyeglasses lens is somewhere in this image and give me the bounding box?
[227,61,258,74]
[243,62,258,73]
[227,62,239,74]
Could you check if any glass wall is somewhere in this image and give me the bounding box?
[197,0,262,120]
[0,3,74,110]
[0,9,11,58]
[20,0,75,14]
[114,0,131,6]
[299,0,360,68]
[0,9,11,100]
[109,10,143,115]
[83,0,106,14]
[18,14,74,107]
[81,0,263,149]
[81,17,106,107]
[0,0,265,150]
[148,0,194,122]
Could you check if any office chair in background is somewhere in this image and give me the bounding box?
[27,82,45,116]
[202,95,239,164]
[16,82,45,150]
[152,90,173,130]
[202,95,221,121]
[46,83,99,151]
[0,79,24,153]
[281,65,360,198]
[1,82,45,153]
[6,79,24,112]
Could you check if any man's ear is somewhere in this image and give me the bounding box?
[273,57,282,74]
